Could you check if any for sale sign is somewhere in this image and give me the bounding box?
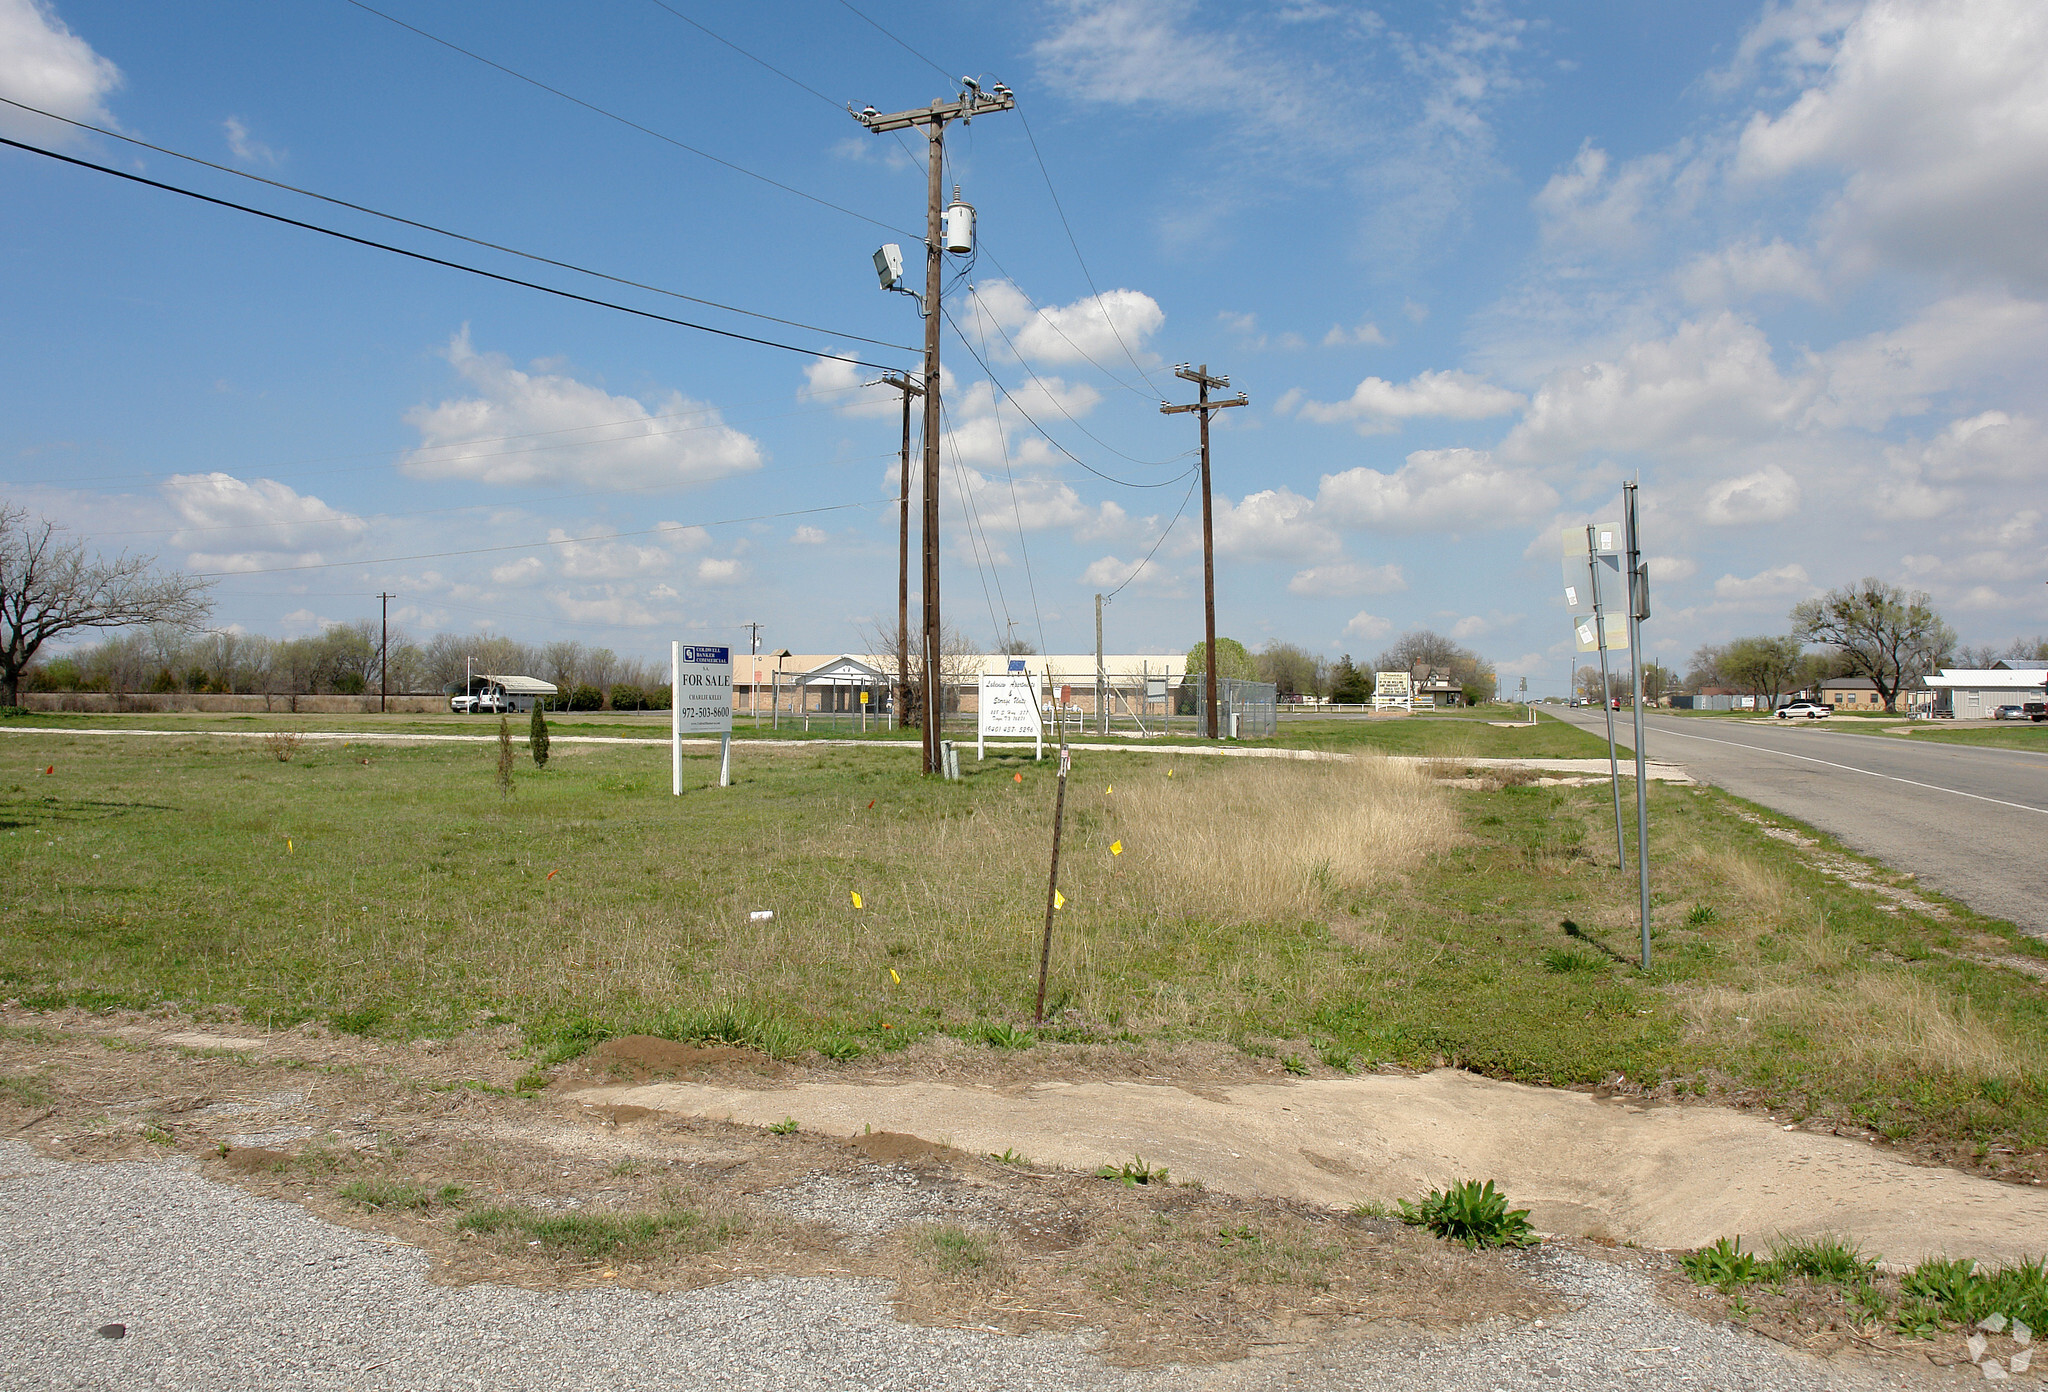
[672,644,733,734]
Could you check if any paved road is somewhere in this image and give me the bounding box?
[1552,709,2048,936]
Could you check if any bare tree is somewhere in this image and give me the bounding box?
[1791,579,1955,713]
[0,502,213,705]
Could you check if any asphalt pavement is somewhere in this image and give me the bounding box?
[1552,708,2048,936]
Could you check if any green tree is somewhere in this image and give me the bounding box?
[529,702,550,768]
[1184,636,1257,680]
[1719,635,1805,709]
[1328,654,1369,704]
[496,713,515,797]
[1791,580,1955,712]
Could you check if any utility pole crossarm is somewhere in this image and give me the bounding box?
[852,86,1014,133]
[1159,393,1248,416]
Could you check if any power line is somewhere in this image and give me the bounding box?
[1104,471,1200,600]
[0,135,907,373]
[831,0,955,82]
[937,399,1008,646]
[973,241,1153,398]
[965,299,1049,655]
[1015,109,1167,396]
[965,280,1191,467]
[940,305,1195,490]
[192,498,884,577]
[0,96,914,355]
[643,2,842,109]
[342,0,914,237]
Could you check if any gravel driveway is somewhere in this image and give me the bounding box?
[2,1140,1935,1392]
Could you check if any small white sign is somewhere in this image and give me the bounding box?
[672,644,733,734]
[979,672,1042,739]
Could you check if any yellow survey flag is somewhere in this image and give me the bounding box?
[286,838,293,854]
[1054,890,1066,910]
[889,968,900,984]
[850,890,863,909]
[1110,840,1123,856]
[1105,784,1113,794]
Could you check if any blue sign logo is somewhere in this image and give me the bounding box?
[679,646,730,664]
[1008,659,1026,672]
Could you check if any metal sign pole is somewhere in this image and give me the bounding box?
[670,640,681,797]
[1624,483,1652,969]
[1586,527,1627,871]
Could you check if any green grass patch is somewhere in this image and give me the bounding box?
[3,724,2045,1165]
[0,1073,53,1107]
[337,1178,465,1211]
[457,1204,739,1260]
[1270,710,1608,759]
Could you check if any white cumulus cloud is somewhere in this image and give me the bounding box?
[1287,562,1406,597]
[401,329,764,489]
[969,280,1164,367]
[1295,370,1524,434]
[1316,449,1557,533]
[1713,563,1813,600]
[1701,466,1802,525]
[0,0,122,147]
[1343,611,1393,641]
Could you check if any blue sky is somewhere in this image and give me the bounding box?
[4,0,2044,692]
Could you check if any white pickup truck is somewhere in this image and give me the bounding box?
[450,689,510,714]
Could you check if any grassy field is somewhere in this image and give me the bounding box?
[3,720,2044,1171]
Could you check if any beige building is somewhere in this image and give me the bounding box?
[728,652,1190,716]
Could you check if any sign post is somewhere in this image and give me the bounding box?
[1565,524,1628,869]
[1623,481,1652,970]
[670,643,734,792]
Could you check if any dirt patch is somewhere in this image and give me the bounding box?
[850,1130,958,1165]
[573,1035,793,1085]
[0,1008,1562,1365]
[574,1069,2048,1269]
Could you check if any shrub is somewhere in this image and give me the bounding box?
[529,703,550,767]
[1396,1179,1539,1249]
[609,683,645,712]
[568,684,602,711]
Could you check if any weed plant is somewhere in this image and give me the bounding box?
[1395,1179,1538,1250]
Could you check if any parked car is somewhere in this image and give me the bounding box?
[1992,704,2026,721]
[1776,700,1832,719]
[2025,700,2047,723]
[450,689,509,714]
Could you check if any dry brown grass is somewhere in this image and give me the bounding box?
[1661,844,2047,1085]
[364,754,1460,1036]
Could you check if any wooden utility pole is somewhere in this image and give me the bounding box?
[855,80,1014,775]
[377,591,395,713]
[880,371,923,730]
[742,620,762,722]
[1095,592,1107,735]
[1161,365,1248,739]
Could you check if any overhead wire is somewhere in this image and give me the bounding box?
[189,498,887,578]
[341,0,915,237]
[0,96,914,355]
[0,135,907,373]
[830,0,957,82]
[642,1,844,109]
[965,286,1049,655]
[1104,471,1201,601]
[1015,109,1169,396]
[935,400,1008,646]
[940,304,1195,490]
[965,280,1190,467]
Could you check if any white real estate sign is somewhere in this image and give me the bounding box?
[672,643,733,793]
[977,672,1043,760]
